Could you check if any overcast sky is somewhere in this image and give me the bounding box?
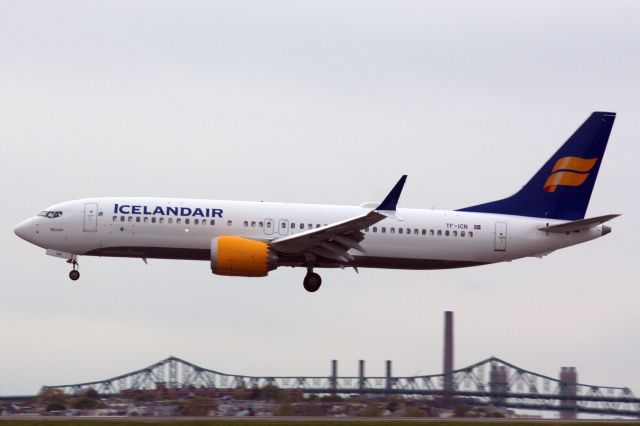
[1,0,639,401]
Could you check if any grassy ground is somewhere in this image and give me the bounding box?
[0,419,638,426]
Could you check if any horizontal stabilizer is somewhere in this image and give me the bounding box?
[538,214,620,233]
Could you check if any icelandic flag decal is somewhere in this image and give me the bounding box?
[474,224,481,230]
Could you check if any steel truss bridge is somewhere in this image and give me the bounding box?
[43,356,640,418]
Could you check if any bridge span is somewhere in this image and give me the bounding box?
[39,355,640,418]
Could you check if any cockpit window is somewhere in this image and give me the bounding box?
[38,211,63,219]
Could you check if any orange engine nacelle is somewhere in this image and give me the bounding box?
[211,236,277,277]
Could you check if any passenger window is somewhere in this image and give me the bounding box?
[453,230,457,237]
[194,219,199,225]
[258,221,263,227]
[469,231,474,237]
[391,228,395,234]
[398,228,403,234]
[151,217,156,223]
[210,219,215,225]
[461,231,465,237]
[120,216,125,222]
[144,217,149,223]
[243,221,248,227]
[128,216,133,222]
[421,229,426,235]
[112,216,117,222]
[227,220,233,226]
[266,222,271,228]
[381,227,386,233]
[168,218,173,224]
[300,223,305,230]
[373,226,377,233]
[177,218,182,224]
[430,230,435,236]
[291,223,296,229]
[251,221,256,227]
[407,228,412,235]
[445,230,450,236]
[308,224,313,229]
[316,224,320,228]
[437,230,442,236]
[414,229,418,235]
[159,217,164,224]
[136,217,141,223]
[281,222,286,229]
[185,218,190,225]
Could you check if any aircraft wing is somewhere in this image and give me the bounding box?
[270,176,407,263]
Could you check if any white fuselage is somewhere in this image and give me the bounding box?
[15,197,607,270]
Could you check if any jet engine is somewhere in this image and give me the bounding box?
[211,236,277,277]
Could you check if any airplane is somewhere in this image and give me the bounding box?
[15,112,619,292]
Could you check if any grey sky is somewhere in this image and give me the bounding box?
[1,0,639,397]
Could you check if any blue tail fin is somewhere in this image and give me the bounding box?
[458,112,616,220]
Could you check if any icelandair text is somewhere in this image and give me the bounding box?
[114,204,223,218]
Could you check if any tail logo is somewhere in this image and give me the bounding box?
[543,157,598,193]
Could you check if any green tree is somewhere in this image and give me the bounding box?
[45,402,66,412]
[273,403,294,416]
[182,396,217,416]
[358,402,384,417]
[232,388,250,400]
[320,394,343,402]
[71,397,101,410]
[84,388,100,400]
[261,384,283,401]
[387,396,401,413]
[405,406,426,417]
[38,388,67,407]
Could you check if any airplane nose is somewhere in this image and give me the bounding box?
[14,219,33,242]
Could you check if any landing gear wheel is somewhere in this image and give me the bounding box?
[67,257,80,281]
[303,272,322,292]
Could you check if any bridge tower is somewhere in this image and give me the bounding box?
[490,363,508,406]
[559,367,578,419]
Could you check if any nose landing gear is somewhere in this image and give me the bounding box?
[67,257,80,281]
[303,268,322,292]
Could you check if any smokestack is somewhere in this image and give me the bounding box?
[359,360,365,391]
[443,311,454,404]
[331,360,338,393]
[385,360,392,392]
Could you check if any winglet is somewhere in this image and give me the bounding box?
[376,175,407,212]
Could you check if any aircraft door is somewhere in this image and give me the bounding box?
[494,222,507,251]
[83,203,98,232]
[263,218,274,235]
[278,219,289,236]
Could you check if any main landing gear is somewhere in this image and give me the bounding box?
[303,267,322,293]
[67,257,80,281]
